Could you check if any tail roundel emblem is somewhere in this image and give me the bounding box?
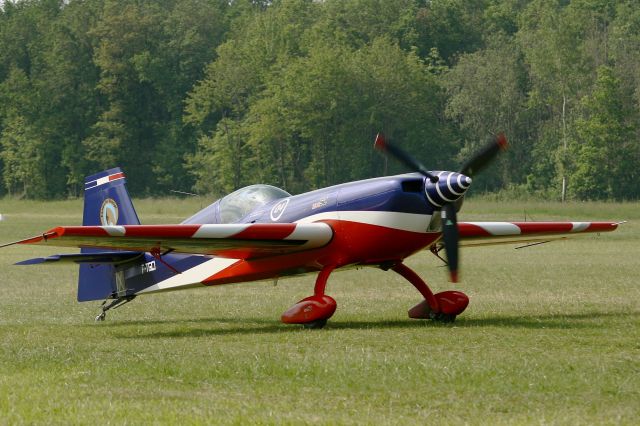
[100,198,119,226]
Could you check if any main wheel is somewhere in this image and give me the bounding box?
[95,312,106,322]
[302,319,328,329]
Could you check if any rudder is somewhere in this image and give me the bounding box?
[78,168,140,301]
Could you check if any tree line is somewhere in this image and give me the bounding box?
[1,0,639,200]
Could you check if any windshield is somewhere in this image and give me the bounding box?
[219,184,291,223]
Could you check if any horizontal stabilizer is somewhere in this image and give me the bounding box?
[16,251,143,265]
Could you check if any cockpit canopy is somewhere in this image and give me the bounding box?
[182,184,291,224]
[219,185,291,223]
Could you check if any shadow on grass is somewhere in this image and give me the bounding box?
[458,310,640,329]
[105,310,639,339]
[109,318,432,339]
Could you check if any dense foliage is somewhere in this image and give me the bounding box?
[1,0,638,200]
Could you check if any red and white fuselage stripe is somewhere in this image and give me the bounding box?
[295,210,432,233]
[137,257,242,294]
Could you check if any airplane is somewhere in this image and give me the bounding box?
[1,134,621,328]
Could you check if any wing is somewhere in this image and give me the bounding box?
[457,221,620,247]
[4,223,334,259]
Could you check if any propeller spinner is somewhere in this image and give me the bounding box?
[374,132,508,283]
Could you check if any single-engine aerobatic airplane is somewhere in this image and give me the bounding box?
[1,134,621,328]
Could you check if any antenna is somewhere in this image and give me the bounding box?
[169,190,198,197]
[169,190,203,209]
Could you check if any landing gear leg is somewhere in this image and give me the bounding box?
[391,263,440,317]
[281,265,338,329]
[95,295,136,322]
[390,262,469,322]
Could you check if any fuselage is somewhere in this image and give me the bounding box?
[184,173,447,263]
[133,172,470,295]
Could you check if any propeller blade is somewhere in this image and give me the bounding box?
[374,133,439,183]
[459,133,508,177]
[441,203,459,283]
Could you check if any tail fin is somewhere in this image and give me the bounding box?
[78,168,140,301]
[82,168,140,227]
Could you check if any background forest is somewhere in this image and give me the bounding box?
[0,0,639,200]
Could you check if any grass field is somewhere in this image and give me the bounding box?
[0,198,638,424]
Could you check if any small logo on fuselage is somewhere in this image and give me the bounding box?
[312,198,328,210]
[270,198,290,221]
[141,260,156,274]
[100,198,119,226]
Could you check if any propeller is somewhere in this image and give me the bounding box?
[455,133,509,212]
[374,134,439,183]
[440,203,459,282]
[374,132,508,283]
[460,133,508,177]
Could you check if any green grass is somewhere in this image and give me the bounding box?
[0,198,638,424]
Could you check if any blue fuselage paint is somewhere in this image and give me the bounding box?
[182,173,448,226]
